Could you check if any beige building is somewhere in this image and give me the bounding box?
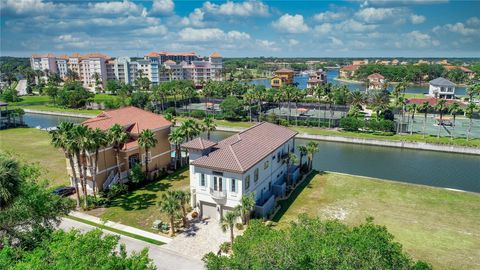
[68,107,172,191]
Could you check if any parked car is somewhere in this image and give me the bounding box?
[52,186,76,197]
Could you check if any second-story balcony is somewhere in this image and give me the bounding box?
[209,188,226,200]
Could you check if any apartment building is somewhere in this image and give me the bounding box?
[30,54,57,77]
[182,122,298,220]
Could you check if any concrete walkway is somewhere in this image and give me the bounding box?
[69,211,172,244]
[60,217,202,270]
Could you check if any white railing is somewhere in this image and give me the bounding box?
[209,188,226,200]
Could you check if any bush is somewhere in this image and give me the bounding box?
[219,242,231,254]
[104,183,128,199]
[235,223,244,230]
[86,195,109,208]
[340,117,364,131]
[164,107,177,116]
[279,119,289,126]
[220,96,244,120]
[128,163,146,185]
[367,119,395,133]
[190,110,206,119]
[57,81,93,108]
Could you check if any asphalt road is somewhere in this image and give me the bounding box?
[59,218,203,270]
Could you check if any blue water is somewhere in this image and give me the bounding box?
[249,69,467,96]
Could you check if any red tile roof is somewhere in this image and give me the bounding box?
[209,52,222,58]
[368,73,384,79]
[82,106,171,132]
[191,122,297,173]
[341,64,359,71]
[182,138,217,151]
[407,97,464,107]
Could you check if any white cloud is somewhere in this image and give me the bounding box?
[203,1,269,17]
[151,0,174,14]
[466,17,480,27]
[178,27,250,42]
[256,39,279,51]
[88,0,145,16]
[314,23,333,35]
[398,31,439,48]
[288,39,299,46]
[181,8,205,27]
[329,36,344,46]
[355,7,400,23]
[410,14,426,24]
[272,14,309,33]
[1,0,61,15]
[134,25,168,35]
[433,17,480,36]
[360,0,448,7]
[335,19,377,32]
[313,11,347,22]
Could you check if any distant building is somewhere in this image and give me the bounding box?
[271,68,294,88]
[429,77,456,99]
[367,73,385,90]
[306,69,327,89]
[391,59,399,65]
[339,64,359,79]
[445,65,476,80]
[352,59,368,65]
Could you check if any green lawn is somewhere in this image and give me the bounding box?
[0,128,69,187]
[274,172,480,270]
[85,168,190,233]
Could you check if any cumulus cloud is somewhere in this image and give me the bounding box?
[256,39,279,51]
[329,36,344,46]
[134,25,168,35]
[355,7,400,23]
[359,0,448,7]
[178,27,250,42]
[335,19,377,32]
[433,17,480,36]
[203,0,269,17]
[397,31,439,48]
[272,14,309,33]
[410,14,426,24]
[313,11,348,22]
[288,39,299,46]
[181,8,205,27]
[314,23,333,35]
[151,0,174,14]
[87,1,145,16]
[1,0,64,15]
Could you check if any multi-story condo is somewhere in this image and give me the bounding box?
[306,69,327,89]
[182,122,298,220]
[68,107,172,191]
[30,53,57,76]
[56,55,69,79]
[367,73,385,91]
[162,60,185,81]
[79,53,109,89]
[429,77,456,99]
[271,68,294,88]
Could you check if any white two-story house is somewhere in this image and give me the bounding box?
[429,77,456,100]
[182,122,298,220]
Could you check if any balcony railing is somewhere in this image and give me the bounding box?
[209,188,226,200]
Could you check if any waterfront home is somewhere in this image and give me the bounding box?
[271,68,294,88]
[367,73,385,90]
[68,107,172,191]
[339,64,359,79]
[182,122,298,220]
[428,77,456,99]
[306,69,327,89]
[445,65,476,80]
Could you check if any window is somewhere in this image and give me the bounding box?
[200,174,206,187]
[277,152,281,163]
[264,161,269,170]
[245,175,250,190]
[231,179,236,192]
[254,168,259,182]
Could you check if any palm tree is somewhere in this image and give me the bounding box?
[203,81,217,116]
[159,191,181,236]
[297,145,308,171]
[73,125,91,208]
[0,153,22,210]
[347,91,365,108]
[180,119,202,141]
[202,116,216,140]
[235,194,255,225]
[465,102,477,141]
[306,141,319,171]
[138,129,158,179]
[435,99,447,138]
[108,124,129,179]
[173,190,191,228]
[418,101,431,139]
[220,211,239,247]
[312,84,326,127]
[368,90,390,118]
[252,85,266,121]
[164,112,176,127]
[244,89,255,122]
[448,102,461,128]
[169,128,185,169]
[278,85,297,123]
[66,69,79,81]
[324,92,334,128]
[406,103,417,135]
[89,128,107,198]
[284,152,298,187]
[50,122,81,208]
[466,83,480,102]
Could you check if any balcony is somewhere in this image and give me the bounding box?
[209,188,227,200]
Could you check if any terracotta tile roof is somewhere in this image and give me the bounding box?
[368,73,384,79]
[82,106,171,132]
[146,52,160,57]
[460,66,473,73]
[275,68,294,73]
[341,64,359,71]
[182,138,217,151]
[191,122,297,173]
[209,52,222,58]
[164,60,176,65]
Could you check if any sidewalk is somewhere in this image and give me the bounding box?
[69,211,172,244]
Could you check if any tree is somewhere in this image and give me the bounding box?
[0,229,156,270]
[138,129,158,178]
[278,85,297,123]
[306,141,319,171]
[108,124,129,179]
[465,102,477,141]
[417,101,431,139]
[220,96,244,120]
[220,211,240,247]
[434,99,447,138]
[202,116,216,140]
[368,90,390,118]
[65,68,79,81]
[244,88,255,122]
[235,194,255,225]
[203,215,431,270]
[252,85,266,121]
[347,91,365,108]
[168,128,185,169]
[448,102,462,128]
[50,122,81,208]
[89,128,108,197]
[407,103,417,135]
[297,145,308,171]
[44,84,59,105]
[180,119,202,141]
[57,81,93,108]
[158,191,181,236]
[73,124,91,208]
[312,84,327,127]
[0,153,22,210]
[466,83,480,101]
[173,190,191,228]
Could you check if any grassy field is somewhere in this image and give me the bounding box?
[0,128,69,187]
[274,172,480,270]
[86,168,190,233]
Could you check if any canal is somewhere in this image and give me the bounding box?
[24,113,480,193]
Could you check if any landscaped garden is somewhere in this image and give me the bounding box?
[273,171,480,270]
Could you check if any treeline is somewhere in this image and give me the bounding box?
[356,63,479,84]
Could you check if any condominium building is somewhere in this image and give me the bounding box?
[30,54,57,76]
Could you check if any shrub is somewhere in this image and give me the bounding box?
[86,195,109,208]
[220,96,244,120]
[367,119,395,133]
[165,107,177,116]
[235,223,244,230]
[128,163,146,185]
[340,117,364,131]
[279,119,289,127]
[219,242,231,254]
[104,183,128,199]
[190,110,206,119]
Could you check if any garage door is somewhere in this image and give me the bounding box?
[201,202,217,220]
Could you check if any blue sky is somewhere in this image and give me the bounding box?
[1,0,479,58]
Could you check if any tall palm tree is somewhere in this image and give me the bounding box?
[73,125,91,208]
[284,152,298,187]
[50,122,81,208]
[220,211,239,247]
[418,101,431,139]
[164,112,176,127]
[0,152,22,210]
[89,128,107,198]
[235,194,255,225]
[406,103,417,135]
[297,145,308,171]
[466,83,480,102]
[368,90,390,118]
[465,102,477,141]
[202,116,216,140]
[448,102,461,128]
[244,89,255,122]
[324,92,334,128]
[159,191,180,236]
[138,129,158,179]
[203,81,217,116]
[306,141,319,171]
[169,128,185,169]
[252,85,266,121]
[312,84,327,127]
[347,91,365,108]
[108,124,129,179]
[173,190,191,228]
[435,99,447,138]
[180,119,202,141]
[278,85,297,123]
